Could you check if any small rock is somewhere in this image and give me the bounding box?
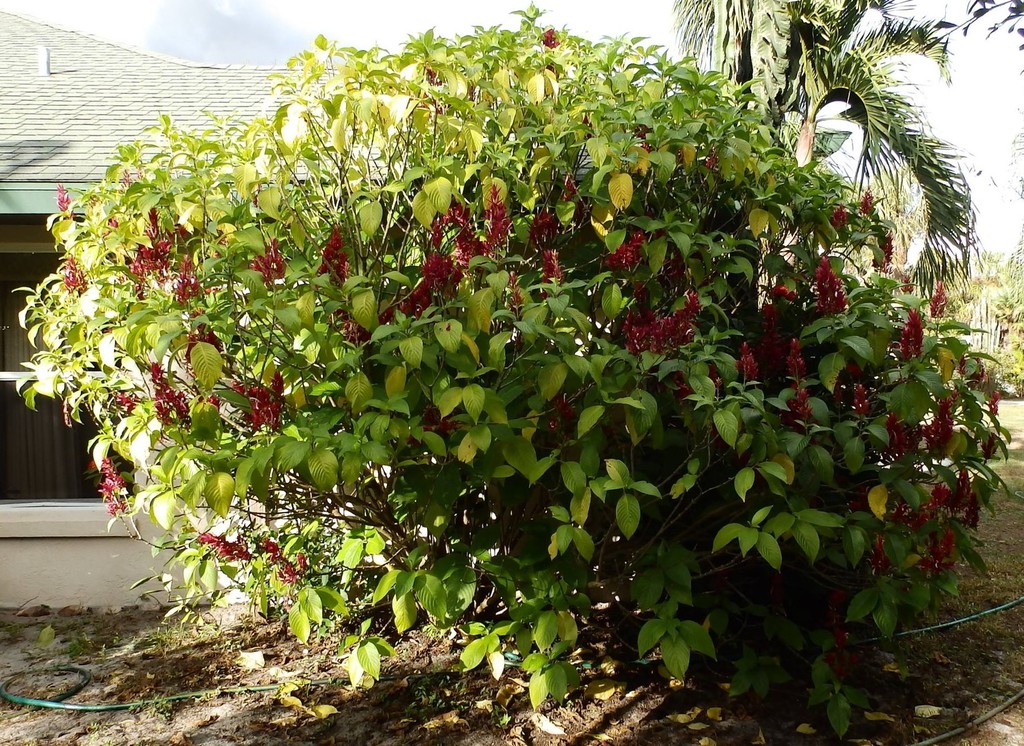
[15,605,50,617]
[57,605,89,617]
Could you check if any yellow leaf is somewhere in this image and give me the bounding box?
[474,699,493,713]
[718,682,731,693]
[868,484,888,520]
[915,705,943,719]
[667,707,702,724]
[864,711,895,722]
[423,710,466,729]
[688,723,710,731]
[681,144,697,168]
[706,707,723,721]
[584,679,622,701]
[309,704,338,719]
[531,712,566,735]
[599,657,620,675]
[280,695,305,710]
[527,72,546,104]
[591,204,614,238]
[609,172,634,210]
[236,651,266,670]
[882,661,901,673]
[936,346,954,383]
[795,723,817,734]
[699,738,717,746]
[752,729,766,745]
[461,333,480,365]
[412,189,436,227]
[771,454,795,484]
[749,208,770,237]
[487,651,505,680]
[385,365,407,398]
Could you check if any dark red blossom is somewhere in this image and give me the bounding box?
[704,149,718,170]
[920,528,956,575]
[318,226,349,285]
[130,238,173,280]
[422,404,459,435]
[174,255,201,304]
[983,433,999,459]
[261,538,303,583]
[198,533,252,561]
[150,363,191,427]
[529,210,559,250]
[870,534,891,574]
[859,191,874,216]
[62,257,86,294]
[231,373,284,432]
[876,233,894,272]
[884,412,912,460]
[786,339,806,385]
[852,384,870,416]
[483,184,511,250]
[923,395,956,451]
[114,392,140,414]
[988,390,1001,416]
[771,284,798,302]
[830,205,849,229]
[605,231,644,272]
[755,303,786,378]
[542,28,560,48]
[542,249,564,283]
[899,309,924,360]
[99,458,128,515]
[736,342,758,381]
[782,387,813,430]
[814,256,847,315]
[929,282,948,318]
[56,183,71,213]
[251,239,286,285]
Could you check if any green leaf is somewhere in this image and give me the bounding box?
[748,207,770,236]
[560,461,586,497]
[577,405,605,438]
[345,372,372,413]
[538,362,568,401]
[468,288,494,332]
[572,527,595,560]
[204,472,234,517]
[529,670,549,708]
[298,586,324,624]
[356,641,382,681]
[844,437,865,474]
[308,449,339,491]
[660,635,691,680]
[677,620,715,659]
[462,384,485,422]
[791,521,820,563]
[358,201,383,237]
[424,176,453,213]
[150,491,177,530]
[503,437,538,479]
[189,342,223,390]
[352,289,378,331]
[289,603,311,644]
[461,636,491,671]
[601,282,623,319]
[638,618,667,657]
[393,592,417,633]
[606,458,630,487]
[827,693,851,738]
[712,523,745,552]
[436,387,462,417]
[399,336,423,368]
[734,467,755,501]
[434,320,463,353]
[615,494,641,539]
[713,410,739,447]
[412,190,436,227]
[373,569,400,604]
[818,353,845,393]
[756,532,782,570]
[840,335,874,363]
[534,611,557,652]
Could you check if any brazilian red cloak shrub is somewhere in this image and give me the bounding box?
[24,11,1007,734]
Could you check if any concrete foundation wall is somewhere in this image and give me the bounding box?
[0,502,169,608]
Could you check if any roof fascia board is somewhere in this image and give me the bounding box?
[0,182,90,215]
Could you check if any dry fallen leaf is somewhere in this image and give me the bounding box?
[599,656,620,675]
[882,661,901,673]
[495,683,521,708]
[688,722,711,731]
[931,651,952,665]
[308,704,338,719]
[531,712,567,736]
[751,729,766,745]
[667,707,702,724]
[698,738,717,746]
[864,711,895,722]
[422,710,467,730]
[584,679,623,701]
[488,651,505,680]
[915,705,943,719]
[269,715,300,727]
[237,651,266,670]
[279,695,304,710]
[475,699,493,713]
[718,682,731,693]
[796,723,817,734]
[706,707,723,721]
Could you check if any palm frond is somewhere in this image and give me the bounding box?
[673,0,717,66]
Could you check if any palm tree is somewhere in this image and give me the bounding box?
[674,0,975,289]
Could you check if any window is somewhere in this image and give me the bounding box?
[0,253,96,500]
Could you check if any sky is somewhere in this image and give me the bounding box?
[2,0,1022,256]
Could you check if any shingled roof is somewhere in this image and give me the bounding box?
[0,10,279,185]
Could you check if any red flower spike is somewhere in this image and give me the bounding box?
[830,205,849,229]
[529,209,558,250]
[859,191,874,215]
[786,339,806,384]
[814,256,847,315]
[852,384,870,415]
[899,309,924,360]
[56,183,71,213]
[988,390,1001,417]
[198,533,251,561]
[174,255,201,304]
[737,342,759,381]
[542,28,560,48]
[318,226,349,285]
[62,257,87,294]
[929,282,948,318]
[542,249,564,283]
[150,363,191,427]
[483,184,511,251]
[99,458,128,515]
[923,395,955,451]
[251,238,286,286]
[605,231,645,272]
[771,284,798,302]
